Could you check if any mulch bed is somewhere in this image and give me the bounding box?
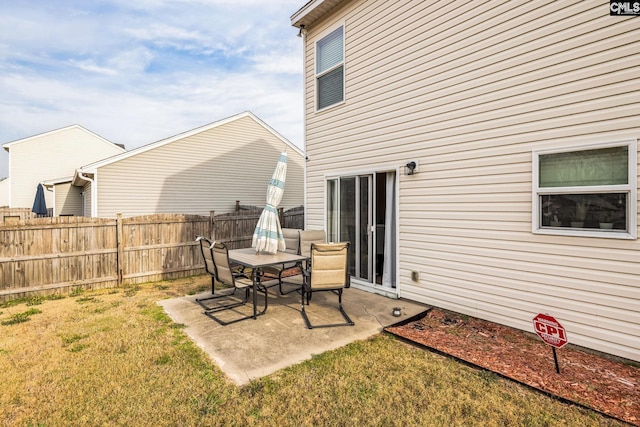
[385,308,639,426]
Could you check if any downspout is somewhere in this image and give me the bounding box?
[77,171,96,217]
[43,183,55,217]
[300,25,308,230]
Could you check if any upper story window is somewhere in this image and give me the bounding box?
[316,25,344,111]
[532,140,637,239]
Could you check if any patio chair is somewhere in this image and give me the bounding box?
[301,242,354,329]
[195,236,246,303]
[195,239,264,325]
[297,229,327,301]
[298,229,327,258]
[261,228,303,295]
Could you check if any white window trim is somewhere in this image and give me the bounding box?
[532,139,637,239]
[314,22,345,113]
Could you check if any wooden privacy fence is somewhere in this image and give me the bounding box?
[1,208,38,224]
[213,204,304,249]
[0,206,304,302]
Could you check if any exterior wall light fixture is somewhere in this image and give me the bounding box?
[404,161,418,175]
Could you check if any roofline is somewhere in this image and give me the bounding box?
[2,124,126,153]
[76,111,303,174]
[42,176,73,187]
[290,0,344,28]
[291,0,323,26]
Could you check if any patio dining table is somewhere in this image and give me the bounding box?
[228,248,308,319]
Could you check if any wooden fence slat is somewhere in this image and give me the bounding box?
[117,213,124,285]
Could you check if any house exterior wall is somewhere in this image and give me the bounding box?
[93,115,304,218]
[3,126,125,210]
[299,0,640,361]
[54,182,83,216]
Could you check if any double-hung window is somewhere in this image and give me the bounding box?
[316,25,344,111]
[533,140,637,239]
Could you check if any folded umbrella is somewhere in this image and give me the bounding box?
[32,183,48,216]
[252,152,287,254]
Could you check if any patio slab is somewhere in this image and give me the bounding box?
[159,284,429,385]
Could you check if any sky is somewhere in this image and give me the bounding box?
[0,0,305,179]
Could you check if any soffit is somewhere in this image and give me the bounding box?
[291,0,344,28]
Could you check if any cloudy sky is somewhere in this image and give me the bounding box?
[0,0,305,179]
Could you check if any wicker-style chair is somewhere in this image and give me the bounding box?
[195,239,265,325]
[301,242,354,329]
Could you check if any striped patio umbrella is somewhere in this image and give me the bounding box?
[252,151,288,254]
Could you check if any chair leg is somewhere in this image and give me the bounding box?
[279,277,301,295]
[204,285,263,326]
[197,287,249,312]
[278,268,303,295]
[254,282,268,317]
[301,289,312,329]
[300,288,354,329]
[337,289,354,326]
[195,276,239,307]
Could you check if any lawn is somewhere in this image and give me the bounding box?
[0,276,625,426]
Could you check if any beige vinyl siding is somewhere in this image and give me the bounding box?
[302,0,640,361]
[95,116,304,218]
[6,126,124,209]
[54,182,83,216]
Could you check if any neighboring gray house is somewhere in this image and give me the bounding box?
[2,125,126,212]
[291,0,639,362]
[70,112,304,218]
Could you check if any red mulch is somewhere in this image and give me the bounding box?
[385,308,640,425]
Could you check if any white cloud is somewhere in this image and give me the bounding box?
[0,1,305,179]
[68,59,119,75]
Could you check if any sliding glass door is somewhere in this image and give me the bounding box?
[327,172,396,290]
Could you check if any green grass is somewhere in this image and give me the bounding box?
[0,276,625,426]
[1,307,42,325]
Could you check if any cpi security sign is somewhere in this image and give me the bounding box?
[532,313,568,349]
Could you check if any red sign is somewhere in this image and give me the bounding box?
[533,313,568,348]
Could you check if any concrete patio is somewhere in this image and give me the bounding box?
[159,283,429,385]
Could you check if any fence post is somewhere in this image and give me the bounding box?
[278,207,284,227]
[209,210,215,240]
[116,213,124,285]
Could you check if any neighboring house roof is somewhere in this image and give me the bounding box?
[72,111,303,186]
[291,0,344,28]
[42,176,73,188]
[2,124,126,153]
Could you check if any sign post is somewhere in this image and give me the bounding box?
[532,313,568,374]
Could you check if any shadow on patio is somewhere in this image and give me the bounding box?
[159,284,429,385]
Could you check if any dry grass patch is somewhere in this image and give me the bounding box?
[0,277,626,426]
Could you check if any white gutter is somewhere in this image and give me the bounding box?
[77,171,97,217]
[41,182,56,217]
